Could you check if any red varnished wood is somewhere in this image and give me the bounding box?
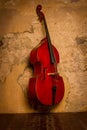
[28,5,65,107]
[28,38,64,106]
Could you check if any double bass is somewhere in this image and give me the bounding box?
[28,5,64,106]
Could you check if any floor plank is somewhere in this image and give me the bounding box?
[0,112,87,130]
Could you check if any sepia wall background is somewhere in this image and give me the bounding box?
[0,0,87,113]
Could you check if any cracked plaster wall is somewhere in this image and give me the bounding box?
[0,0,87,113]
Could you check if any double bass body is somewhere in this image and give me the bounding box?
[28,5,64,106]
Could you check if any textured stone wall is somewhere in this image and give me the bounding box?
[0,0,87,113]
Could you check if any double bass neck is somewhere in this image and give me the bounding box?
[36,5,55,64]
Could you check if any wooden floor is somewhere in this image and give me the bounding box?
[0,112,87,130]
